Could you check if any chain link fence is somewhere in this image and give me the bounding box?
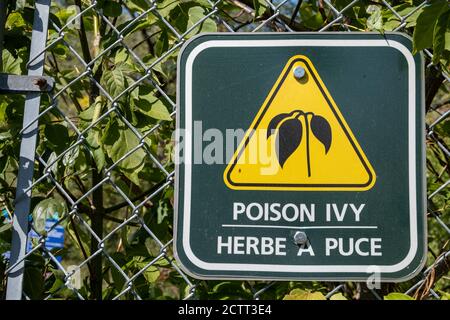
[0,0,449,300]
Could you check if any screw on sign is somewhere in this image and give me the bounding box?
[293,231,308,246]
[175,33,426,282]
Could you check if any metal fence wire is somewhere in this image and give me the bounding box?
[1,0,449,300]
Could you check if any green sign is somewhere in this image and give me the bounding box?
[174,33,426,282]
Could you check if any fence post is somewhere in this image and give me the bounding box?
[5,0,51,300]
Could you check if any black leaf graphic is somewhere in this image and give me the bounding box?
[267,112,291,139]
[310,115,332,154]
[275,118,302,168]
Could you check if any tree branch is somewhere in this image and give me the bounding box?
[425,67,445,113]
[69,215,94,277]
[414,252,450,299]
[290,0,303,26]
[74,0,92,64]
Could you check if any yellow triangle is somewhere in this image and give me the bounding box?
[223,55,376,191]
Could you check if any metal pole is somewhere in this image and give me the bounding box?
[6,0,51,300]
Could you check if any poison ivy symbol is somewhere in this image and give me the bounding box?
[267,110,332,176]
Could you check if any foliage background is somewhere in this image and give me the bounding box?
[0,0,449,300]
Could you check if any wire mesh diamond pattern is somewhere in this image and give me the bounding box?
[1,0,449,300]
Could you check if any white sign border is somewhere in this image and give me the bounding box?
[174,34,426,281]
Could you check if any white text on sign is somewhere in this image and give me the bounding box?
[214,202,381,258]
[232,202,366,222]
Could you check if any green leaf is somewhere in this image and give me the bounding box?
[101,66,125,99]
[253,0,268,18]
[170,4,217,36]
[195,0,213,8]
[0,131,12,141]
[367,5,383,31]
[6,11,27,30]
[127,0,152,13]
[62,145,80,167]
[86,128,106,171]
[385,4,415,18]
[142,198,172,244]
[446,31,450,52]
[329,293,347,300]
[199,17,217,33]
[91,96,106,125]
[439,119,450,135]
[115,48,130,65]
[383,293,414,300]
[109,252,127,290]
[157,200,170,224]
[44,124,70,153]
[47,274,66,294]
[155,30,169,57]
[102,119,146,181]
[143,100,172,121]
[405,8,424,28]
[79,105,95,124]
[383,19,401,31]
[0,223,11,234]
[187,6,217,35]
[144,237,160,257]
[283,289,327,300]
[2,49,23,74]
[0,100,8,126]
[23,266,44,299]
[103,1,122,17]
[433,8,450,63]
[54,6,79,27]
[50,42,70,57]
[143,265,160,283]
[383,4,424,28]
[209,281,252,300]
[115,15,157,39]
[413,0,448,53]
[0,155,8,175]
[134,88,173,121]
[142,55,166,76]
[300,3,324,30]
[47,152,59,178]
[157,0,180,17]
[438,290,450,300]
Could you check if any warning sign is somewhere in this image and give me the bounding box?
[175,33,426,282]
[224,55,376,191]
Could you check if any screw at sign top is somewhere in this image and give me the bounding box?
[293,66,306,80]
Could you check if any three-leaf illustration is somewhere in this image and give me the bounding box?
[267,109,332,176]
[310,115,332,153]
[276,118,303,168]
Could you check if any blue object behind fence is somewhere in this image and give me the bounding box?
[27,219,64,262]
[3,219,65,262]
